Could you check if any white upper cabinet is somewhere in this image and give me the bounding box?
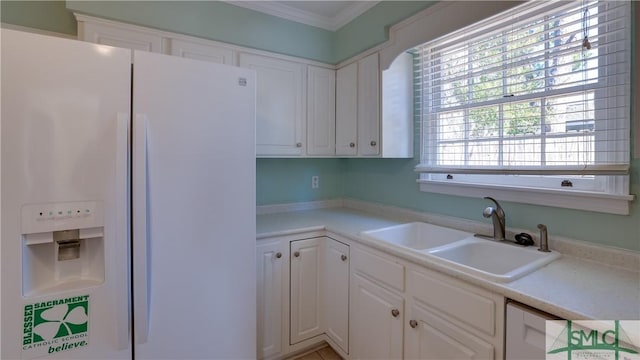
[336,52,414,158]
[239,53,306,156]
[357,53,381,156]
[336,62,359,156]
[336,54,381,157]
[77,16,163,53]
[307,66,336,156]
[75,14,413,158]
[169,39,235,65]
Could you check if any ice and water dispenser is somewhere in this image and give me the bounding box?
[21,201,105,297]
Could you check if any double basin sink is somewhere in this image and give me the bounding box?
[359,222,560,283]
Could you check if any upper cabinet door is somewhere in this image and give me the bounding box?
[78,21,163,53]
[336,62,358,156]
[169,39,235,65]
[357,53,380,156]
[239,53,306,156]
[307,66,336,156]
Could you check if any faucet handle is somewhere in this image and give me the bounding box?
[483,196,504,217]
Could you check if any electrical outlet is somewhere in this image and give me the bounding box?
[311,176,319,189]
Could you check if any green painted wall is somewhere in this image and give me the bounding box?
[257,159,345,205]
[1,1,77,36]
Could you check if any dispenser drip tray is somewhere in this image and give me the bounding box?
[55,229,81,261]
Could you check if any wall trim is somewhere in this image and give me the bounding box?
[256,199,344,215]
[225,1,378,32]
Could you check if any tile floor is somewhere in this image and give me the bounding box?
[294,345,342,360]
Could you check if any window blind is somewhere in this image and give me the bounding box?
[415,0,631,176]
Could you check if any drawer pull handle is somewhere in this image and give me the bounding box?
[341,254,348,262]
[275,252,282,259]
[294,251,300,257]
[391,309,400,318]
[409,320,418,328]
[370,140,377,146]
[349,142,355,148]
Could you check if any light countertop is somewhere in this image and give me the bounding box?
[257,207,640,321]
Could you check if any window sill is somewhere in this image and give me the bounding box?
[417,179,635,215]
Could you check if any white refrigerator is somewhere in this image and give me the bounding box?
[1,29,257,359]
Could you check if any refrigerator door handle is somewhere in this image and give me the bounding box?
[116,113,131,350]
[133,114,150,345]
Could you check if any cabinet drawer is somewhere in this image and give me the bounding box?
[408,268,501,337]
[352,246,404,292]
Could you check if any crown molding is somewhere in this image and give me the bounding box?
[226,1,378,31]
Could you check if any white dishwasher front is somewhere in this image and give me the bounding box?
[506,301,559,359]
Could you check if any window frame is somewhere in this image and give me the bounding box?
[415,0,634,215]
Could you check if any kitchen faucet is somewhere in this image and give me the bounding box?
[537,224,550,252]
[483,197,506,241]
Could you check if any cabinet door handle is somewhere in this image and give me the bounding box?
[341,254,348,262]
[275,252,282,259]
[409,320,418,328]
[296,142,302,148]
[293,251,300,257]
[370,140,377,146]
[349,142,355,148]
[391,309,400,318]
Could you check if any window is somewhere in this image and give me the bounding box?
[415,0,633,214]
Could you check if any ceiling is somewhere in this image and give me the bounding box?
[226,1,380,31]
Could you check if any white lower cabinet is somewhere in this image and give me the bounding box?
[257,235,349,360]
[350,274,404,360]
[257,234,504,360]
[290,237,350,350]
[350,245,504,360]
[256,239,287,359]
[324,239,350,353]
[290,238,325,343]
[405,301,495,360]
